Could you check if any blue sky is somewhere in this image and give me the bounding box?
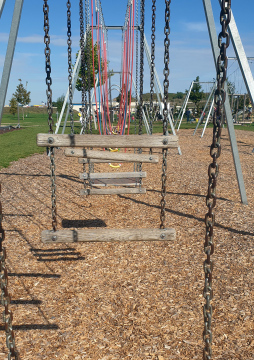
[0,0,254,105]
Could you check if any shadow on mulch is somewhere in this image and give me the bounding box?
[62,219,107,228]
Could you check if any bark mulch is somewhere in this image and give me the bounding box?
[0,128,253,359]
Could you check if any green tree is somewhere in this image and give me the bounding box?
[12,79,31,122]
[174,92,184,99]
[227,79,235,95]
[9,96,17,116]
[52,95,66,113]
[115,90,135,104]
[189,76,204,114]
[75,34,113,92]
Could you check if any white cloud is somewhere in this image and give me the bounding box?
[0,33,9,42]
[17,35,44,44]
[185,22,209,32]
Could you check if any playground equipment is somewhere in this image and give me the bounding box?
[0,1,247,359]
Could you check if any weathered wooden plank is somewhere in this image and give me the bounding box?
[80,187,146,195]
[90,178,139,187]
[79,158,124,164]
[41,228,176,243]
[37,134,178,148]
[79,172,146,180]
[65,148,159,163]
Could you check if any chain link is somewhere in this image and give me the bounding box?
[80,0,87,134]
[137,0,145,179]
[138,0,145,138]
[67,0,74,135]
[149,0,156,136]
[44,0,57,231]
[160,0,170,229]
[203,1,231,359]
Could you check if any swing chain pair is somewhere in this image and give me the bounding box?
[149,0,156,135]
[160,0,170,229]
[0,186,20,359]
[203,1,231,359]
[67,0,74,135]
[44,0,57,231]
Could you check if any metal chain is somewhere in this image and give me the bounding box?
[149,0,156,136]
[160,0,170,229]
[0,187,20,360]
[80,0,87,134]
[138,0,145,138]
[67,0,74,135]
[137,0,145,179]
[133,0,139,172]
[203,1,231,359]
[44,0,57,231]
[135,0,139,138]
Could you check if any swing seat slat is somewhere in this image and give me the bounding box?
[65,148,159,163]
[41,228,176,243]
[37,134,178,149]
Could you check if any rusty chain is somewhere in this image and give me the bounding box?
[44,0,57,231]
[149,0,156,136]
[137,0,145,181]
[67,0,74,135]
[160,0,170,229]
[203,1,231,359]
[80,0,86,134]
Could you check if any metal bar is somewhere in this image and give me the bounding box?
[132,77,151,135]
[228,57,254,60]
[203,0,248,204]
[90,26,140,30]
[242,94,246,122]
[56,45,82,133]
[0,0,6,18]
[177,81,194,131]
[218,0,254,107]
[193,82,216,135]
[201,98,214,138]
[0,0,24,126]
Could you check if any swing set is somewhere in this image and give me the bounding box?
[0,1,232,359]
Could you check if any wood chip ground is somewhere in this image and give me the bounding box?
[0,128,253,359]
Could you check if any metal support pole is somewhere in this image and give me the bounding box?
[193,82,216,135]
[0,0,24,126]
[55,39,85,133]
[203,0,248,204]
[0,0,6,19]
[242,94,246,123]
[218,0,254,107]
[177,81,194,131]
[201,98,214,138]
[132,77,151,135]
[236,95,239,123]
[109,73,113,124]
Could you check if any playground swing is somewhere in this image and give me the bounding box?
[37,0,178,243]
[0,0,232,359]
[65,0,156,194]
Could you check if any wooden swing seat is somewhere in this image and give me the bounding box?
[80,187,146,195]
[37,134,178,149]
[66,148,159,163]
[41,228,176,244]
[79,171,146,180]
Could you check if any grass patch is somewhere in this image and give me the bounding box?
[1,108,254,169]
